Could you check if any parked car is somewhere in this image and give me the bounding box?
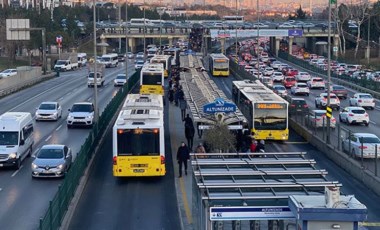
[272,85,287,98]
[286,97,309,115]
[306,109,336,128]
[283,76,297,88]
[349,93,375,110]
[290,82,310,96]
[307,77,325,89]
[327,85,348,99]
[114,73,127,86]
[35,102,62,121]
[31,144,72,178]
[339,106,369,126]
[0,69,17,78]
[315,93,340,110]
[342,133,380,159]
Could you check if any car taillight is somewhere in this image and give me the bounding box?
[291,105,296,107]
[365,114,369,117]
[303,104,308,108]
[161,155,165,164]
[113,156,117,165]
[358,100,362,102]
[331,118,336,122]
[348,114,354,116]
[316,118,321,121]
[358,146,368,149]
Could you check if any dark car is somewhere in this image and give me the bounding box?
[286,97,309,115]
[326,85,348,99]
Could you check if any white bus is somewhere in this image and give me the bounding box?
[223,15,244,24]
[209,53,230,77]
[130,18,153,27]
[163,48,180,66]
[77,53,87,67]
[100,53,118,68]
[150,55,172,78]
[140,63,165,95]
[112,94,165,177]
[232,80,289,141]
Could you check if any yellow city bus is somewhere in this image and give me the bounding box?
[140,63,164,95]
[150,55,172,78]
[113,94,166,177]
[232,80,289,141]
[209,53,230,77]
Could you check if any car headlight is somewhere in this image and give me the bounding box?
[32,163,38,169]
[53,112,57,115]
[68,115,73,119]
[57,164,64,170]
[87,115,94,119]
[35,112,40,116]
[9,152,17,159]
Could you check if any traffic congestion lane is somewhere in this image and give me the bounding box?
[0,63,135,230]
[68,95,181,230]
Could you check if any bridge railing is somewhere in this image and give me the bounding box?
[278,51,380,99]
[38,70,140,230]
[100,27,190,35]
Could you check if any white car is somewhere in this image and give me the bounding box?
[278,64,289,71]
[271,72,284,82]
[295,72,311,82]
[67,102,95,128]
[261,76,273,87]
[306,109,336,128]
[114,74,127,86]
[349,93,375,110]
[136,52,144,59]
[134,60,145,69]
[291,82,310,96]
[263,67,274,76]
[272,85,287,97]
[271,61,282,69]
[339,106,369,126]
[307,77,325,89]
[342,133,380,159]
[315,93,340,110]
[0,69,17,78]
[35,102,62,121]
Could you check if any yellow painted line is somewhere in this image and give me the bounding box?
[284,141,309,144]
[359,222,380,227]
[170,103,193,225]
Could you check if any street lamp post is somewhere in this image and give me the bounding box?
[93,0,99,122]
[326,0,332,144]
[125,0,129,81]
[159,11,163,54]
[143,1,146,62]
[256,0,260,77]
[235,0,238,62]
[367,13,370,65]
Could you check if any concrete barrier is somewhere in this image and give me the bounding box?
[0,66,54,97]
[290,119,380,197]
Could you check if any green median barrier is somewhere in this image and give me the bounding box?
[38,70,141,230]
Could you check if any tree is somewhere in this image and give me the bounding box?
[350,2,370,58]
[335,3,351,55]
[203,122,236,153]
[289,6,307,20]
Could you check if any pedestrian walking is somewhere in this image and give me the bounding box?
[196,143,206,153]
[256,140,265,153]
[185,124,195,150]
[177,142,190,177]
[179,99,187,120]
[184,114,193,128]
[168,89,174,104]
[250,139,257,153]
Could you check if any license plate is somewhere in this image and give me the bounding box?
[133,169,145,173]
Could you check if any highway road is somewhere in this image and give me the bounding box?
[210,64,380,228]
[0,61,133,230]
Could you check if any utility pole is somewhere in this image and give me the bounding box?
[93,0,99,122]
[118,0,122,53]
[143,1,146,62]
[326,0,333,144]
[235,0,238,62]
[125,0,129,80]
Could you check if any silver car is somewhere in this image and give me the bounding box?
[31,145,72,178]
[114,74,127,86]
[35,102,62,121]
[342,133,380,159]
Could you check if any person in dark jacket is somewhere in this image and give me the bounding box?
[184,114,193,128]
[256,140,265,153]
[179,99,187,120]
[177,142,190,177]
[185,124,195,149]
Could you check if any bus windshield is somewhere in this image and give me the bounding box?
[142,73,162,85]
[213,60,228,70]
[151,60,166,69]
[117,129,160,156]
[253,106,287,130]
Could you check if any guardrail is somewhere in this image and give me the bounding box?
[278,51,380,99]
[38,70,140,230]
[0,73,55,98]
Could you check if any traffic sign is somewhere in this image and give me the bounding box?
[333,46,338,52]
[326,107,332,118]
[56,35,63,44]
[203,98,237,114]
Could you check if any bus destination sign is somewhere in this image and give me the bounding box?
[255,103,286,109]
[203,98,237,114]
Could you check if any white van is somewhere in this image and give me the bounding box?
[130,18,153,27]
[0,112,34,169]
[77,53,87,67]
[100,53,118,68]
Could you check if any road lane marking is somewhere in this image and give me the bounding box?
[370,120,376,125]
[56,124,62,131]
[179,177,193,224]
[87,97,92,101]
[11,165,24,177]
[45,135,52,142]
[33,148,40,156]
[284,141,309,144]
[59,97,64,101]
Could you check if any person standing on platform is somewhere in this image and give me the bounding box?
[184,114,193,128]
[179,98,187,121]
[177,142,190,177]
[185,124,195,150]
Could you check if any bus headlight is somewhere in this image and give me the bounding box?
[9,152,17,159]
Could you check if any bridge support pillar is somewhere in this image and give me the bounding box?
[168,37,173,47]
[100,35,107,55]
[128,38,136,53]
[220,38,226,54]
[333,35,339,58]
[288,36,294,55]
[275,37,281,57]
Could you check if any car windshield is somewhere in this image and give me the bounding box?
[333,86,345,90]
[352,109,365,114]
[116,75,126,79]
[359,94,372,99]
[298,84,307,88]
[293,100,306,105]
[37,148,64,159]
[359,137,380,144]
[137,61,144,64]
[71,104,93,112]
[313,79,323,82]
[285,78,294,82]
[274,86,285,90]
[2,69,11,73]
[0,131,19,145]
[56,60,66,65]
[315,111,325,117]
[39,103,56,110]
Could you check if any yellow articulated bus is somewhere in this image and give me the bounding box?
[113,94,166,177]
[140,63,164,95]
[209,53,230,77]
[232,80,289,141]
[150,55,172,78]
